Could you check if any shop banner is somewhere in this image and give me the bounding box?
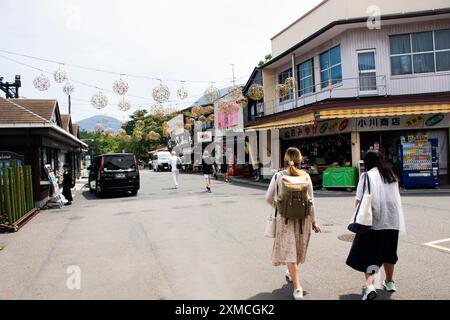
[281,118,352,140]
[218,109,239,129]
[281,113,449,140]
[354,113,450,132]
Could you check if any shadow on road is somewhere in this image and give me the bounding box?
[80,190,137,201]
[247,283,312,300]
[339,290,394,300]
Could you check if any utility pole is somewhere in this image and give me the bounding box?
[0,75,21,98]
[68,94,72,115]
[230,64,236,86]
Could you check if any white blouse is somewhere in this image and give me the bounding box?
[356,168,406,233]
[265,171,316,224]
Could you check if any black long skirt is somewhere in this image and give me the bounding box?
[346,229,399,273]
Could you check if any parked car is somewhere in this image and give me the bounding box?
[151,151,171,172]
[88,153,140,197]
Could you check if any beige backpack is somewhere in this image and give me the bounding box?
[275,171,312,221]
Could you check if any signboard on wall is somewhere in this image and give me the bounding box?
[0,151,24,168]
[281,113,450,140]
[167,114,184,135]
[197,131,213,143]
[218,109,239,129]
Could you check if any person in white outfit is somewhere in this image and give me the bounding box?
[170,151,181,189]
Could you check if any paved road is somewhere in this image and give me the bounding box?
[0,170,449,299]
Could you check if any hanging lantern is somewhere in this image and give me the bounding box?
[134,130,143,141]
[248,84,264,101]
[91,91,108,109]
[119,128,127,137]
[113,78,129,95]
[207,114,215,122]
[150,103,165,117]
[104,128,114,137]
[284,77,295,91]
[237,96,248,108]
[177,84,188,100]
[229,86,242,100]
[276,84,289,98]
[134,110,146,120]
[147,131,160,141]
[191,106,202,117]
[33,73,51,91]
[184,123,192,132]
[53,67,67,83]
[118,98,131,111]
[63,82,75,95]
[95,123,103,132]
[152,83,170,103]
[198,115,207,123]
[135,119,145,130]
[204,84,220,103]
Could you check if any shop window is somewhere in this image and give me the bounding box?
[435,28,450,72]
[358,50,377,92]
[320,45,342,89]
[390,29,450,75]
[297,58,314,96]
[277,69,293,102]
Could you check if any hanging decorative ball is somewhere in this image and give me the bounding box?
[104,128,114,137]
[119,128,127,137]
[53,67,67,83]
[152,83,170,103]
[91,91,108,109]
[113,78,129,95]
[150,104,165,117]
[177,85,188,100]
[184,123,192,132]
[188,118,195,125]
[284,77,295,91]
[229,86,243,100]
[33,73,51,91]
[204,84,220,103]
[191,106,202,117]
[207,114,215,122]
[248,84,264,101]
[134,110,146,120]
[94,123,103,132]
[198,115,207,123]
[63,82,75,95]
[237,96,248,108]
[135,119,145,130]
[276,84,289,98]
[147,131,161,141]
[118,98,131,111]
[134,130,143,141]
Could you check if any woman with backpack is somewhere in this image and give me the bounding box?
[265,147,321,300]
[346,150,406,300]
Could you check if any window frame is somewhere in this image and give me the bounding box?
[320,45,342,90]
[277,68,293,103]
[389,29,450,76]
[297,58,315,97]
[357,49,377,94]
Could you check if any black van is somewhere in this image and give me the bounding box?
[88,153,140,197]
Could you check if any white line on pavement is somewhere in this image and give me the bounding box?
[423,238,450,253]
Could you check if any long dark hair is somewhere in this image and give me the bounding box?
[364,150,398,184]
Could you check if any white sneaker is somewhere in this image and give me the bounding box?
[383,280,397,292]
[293,288,304,300]
[362,284,377,300]
[285,269,292,282]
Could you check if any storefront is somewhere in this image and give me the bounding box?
[279,112,450,188]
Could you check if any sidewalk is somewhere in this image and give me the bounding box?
[73,178,88,192]
[229,175,450,196]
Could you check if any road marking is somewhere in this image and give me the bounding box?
[423,238,450,253]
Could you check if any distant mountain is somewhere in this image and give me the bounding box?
[77,115,122,133]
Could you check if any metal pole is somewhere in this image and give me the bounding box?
[230,64,236,86]
[68,94,71,115]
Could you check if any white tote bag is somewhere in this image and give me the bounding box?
[264,211,276,238]
[348,173,373,233]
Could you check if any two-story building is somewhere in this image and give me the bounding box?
[245,0,450,185]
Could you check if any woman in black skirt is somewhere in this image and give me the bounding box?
[62,164,73,205]
[346,150,406,300]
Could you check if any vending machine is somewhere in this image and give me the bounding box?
[398,135,439,188]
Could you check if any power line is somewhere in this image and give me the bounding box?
[0,49,246,84]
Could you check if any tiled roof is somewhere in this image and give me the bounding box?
[10,99,57,121]
[61,114,71,131]
[0,98,50,124]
